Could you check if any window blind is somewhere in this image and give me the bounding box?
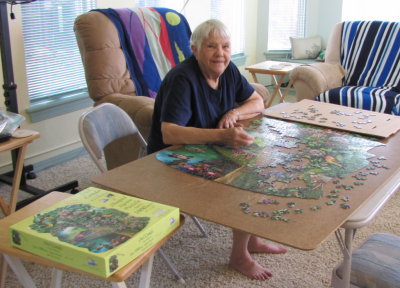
[21,0,95,102]
[268,0,306,50]
[210,0,244,54]
[136,0,185,12]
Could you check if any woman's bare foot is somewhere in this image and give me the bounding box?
[248,236,287,254]
[229,255,272,280]
[229,230,284,280]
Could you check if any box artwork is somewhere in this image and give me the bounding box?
[9,187,179,277]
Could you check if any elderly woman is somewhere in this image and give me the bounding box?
[147,19,286,280]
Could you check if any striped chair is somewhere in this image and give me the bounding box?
[291,21,400,115]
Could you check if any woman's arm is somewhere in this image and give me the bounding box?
[161,122,254,148]
[218,91,264,129]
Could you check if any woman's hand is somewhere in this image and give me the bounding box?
[221,126,254,148]
[218,91,264,129]
[218,109,240,128]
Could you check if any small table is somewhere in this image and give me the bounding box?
[0,192,185,288]
[0,130,39,216]
[245,60,301,107]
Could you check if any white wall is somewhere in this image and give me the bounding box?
[315,0,343,48]
[0,0,342,174]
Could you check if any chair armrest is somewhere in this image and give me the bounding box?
[290,63,346,100]
[250,82,270,106]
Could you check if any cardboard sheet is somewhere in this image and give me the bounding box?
[264,99,400,138]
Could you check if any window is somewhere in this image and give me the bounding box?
[136,0,184,12]
[210,0,244,55]
[267,0,306,51]
[136,0,245,55]
[21,0,95,121]
[342,0,400,21]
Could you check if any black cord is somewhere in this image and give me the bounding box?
[10,1,14,19]
[7,0,36,20]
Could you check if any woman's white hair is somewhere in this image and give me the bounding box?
[190,19,231,50]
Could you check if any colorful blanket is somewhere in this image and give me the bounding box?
[96,7,193,98]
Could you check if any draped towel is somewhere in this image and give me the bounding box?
[96,7,193,98]
[316,21,400,115]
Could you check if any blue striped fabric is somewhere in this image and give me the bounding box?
[316,21,400,115]
[318,86,400,114]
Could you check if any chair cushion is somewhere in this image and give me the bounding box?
[336,233,400,288]
[74,11,137,101]
[316,86,400,115]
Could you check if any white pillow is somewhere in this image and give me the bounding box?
[290,36,322,59]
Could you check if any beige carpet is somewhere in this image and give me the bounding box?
[1,152,399,288]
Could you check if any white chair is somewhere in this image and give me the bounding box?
[79,103,148,172]
[78,103,185,285]
[79,102,207,236]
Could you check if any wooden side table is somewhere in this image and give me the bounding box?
[0,192,185,288]
[0,130,40,216]
[245,61,301,107]
[0,130,39,288]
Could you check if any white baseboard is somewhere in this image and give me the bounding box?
[0,146,87,175]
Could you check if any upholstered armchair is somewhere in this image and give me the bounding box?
[290,21,400,115]
[74,8,270,142]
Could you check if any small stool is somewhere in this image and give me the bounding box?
[332,233,400,288]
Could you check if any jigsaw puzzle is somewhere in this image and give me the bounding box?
[156,117,384,201]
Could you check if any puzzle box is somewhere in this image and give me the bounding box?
[9,187,180,278]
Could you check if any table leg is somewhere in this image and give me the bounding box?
[0,198,8,218]
[342,228,354,288]
[0,146,28,287]
[333,228,354,288]
[157,249,185,283]
[2,255,37,288]
[265,75,287,108]
[249,72,259,83]
[138,254,154,288]
[112,281,128,288]
[50,268,63,288]
[281,79,295,103]
[8,145,29,215]
[0,257,7,288]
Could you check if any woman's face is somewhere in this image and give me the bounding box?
[193,34,231,79]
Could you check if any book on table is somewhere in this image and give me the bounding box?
[9,187,180,278]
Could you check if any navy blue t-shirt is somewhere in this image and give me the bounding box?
[147,55,255,154]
